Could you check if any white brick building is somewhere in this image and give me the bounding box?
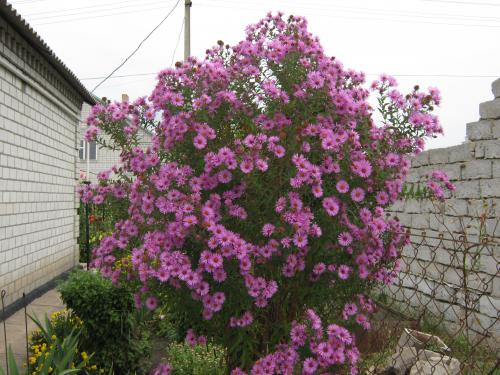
[78,101,152,183]
[0,1,95,309]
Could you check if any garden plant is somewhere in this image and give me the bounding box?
[58,270,151,374]
[80,12,449,373]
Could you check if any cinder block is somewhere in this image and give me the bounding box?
[462,159,492,179]
[479,254,499,276]
[454,180,481,199]
[479,295,500,318]
[467,198,500,218]
[444,198,468,216]
[492,120,500,139]
[412,151,430,167]
[480,98,500,120]
[475,140,500,159]
[493,277,500,298]
[493,160,500,178]
[466,120,493,141]
[411,213,430,229]
[396,212,412,227]
[448,143,473,163]
[428,148,449,164]
[405,199,421,213]
[442,265,462,286]
[493,78,500,98]
[480,178,500,198]
[440,163,462,181]
[390,200,405,212]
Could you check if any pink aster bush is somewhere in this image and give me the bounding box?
[80,12,444,372]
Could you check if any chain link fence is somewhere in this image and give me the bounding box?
[360,204,499,374]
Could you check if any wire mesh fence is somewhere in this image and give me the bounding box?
[361,205,500,374]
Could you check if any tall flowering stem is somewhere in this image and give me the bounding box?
[80,12,442,372]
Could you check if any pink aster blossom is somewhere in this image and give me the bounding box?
[351,188,365,202]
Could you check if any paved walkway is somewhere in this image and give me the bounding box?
[0,289,64,370]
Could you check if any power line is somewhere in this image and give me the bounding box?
[366,73,499,78]
[17,0,500,24]
[32,5,171,26]
[17,0,500,28]
[238,0,500,23]
[9,0,54,4]
[23,0,167,17]
[91,0,181,93]
[422,0,500,6]
[24,0,168,17]
[27,0,171,20]
[82,72,157,81]
[171,17,185,67]
[80,71,499,81]
[195,1,500,28]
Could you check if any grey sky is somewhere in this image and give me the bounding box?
[9,0,500,149]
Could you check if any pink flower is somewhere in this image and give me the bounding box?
[262,223,275,237]
[338,232,352,246]
[351,160,372,178]
[338,265,351,280]
[351,188,365,202]
[183,215,198,227]
[218,170,232,183]
[322,197,340,217]
[193,134,207,149]
[145,296,158,310]
[336,180,349,193]
[307,71,325,89]
[312,185,323,198]
[273,145,286,158]
[293,231,308,248]
[303,358,318,374]
[152,363,172,375]
[240,159,254,173]
[256,159,268,172]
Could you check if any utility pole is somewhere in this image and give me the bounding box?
[184,0,192,61]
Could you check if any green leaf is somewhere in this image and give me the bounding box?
[7,346,19,375]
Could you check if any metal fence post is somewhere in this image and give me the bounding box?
[1,290,8,375]
[23,293,28,369]
[83,180,91,270]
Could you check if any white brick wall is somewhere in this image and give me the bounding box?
[387,78,500,343]
[0,56,82,306]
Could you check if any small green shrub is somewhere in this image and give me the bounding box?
[166,343,227,375]
[58,270,151,374]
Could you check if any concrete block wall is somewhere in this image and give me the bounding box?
[77,102,152,183]
[0,56,81,307]
[387,78,500,343]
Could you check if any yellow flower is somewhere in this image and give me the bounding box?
[51,334,57,341]
[91,365,97,370]
[29,356,36,365]
[48,367,53,373]
[81,351,89,361]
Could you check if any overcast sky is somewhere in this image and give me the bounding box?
[9,0,500,149]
